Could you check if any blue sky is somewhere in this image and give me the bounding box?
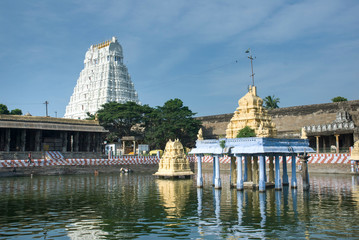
[0,0,358,117]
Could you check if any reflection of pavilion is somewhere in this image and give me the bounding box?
[156,179,192,219]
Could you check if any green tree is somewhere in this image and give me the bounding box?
[144,98,201,149]
[86,112,95,120]
[0,104,10,114]
[331,96,347,102]
[236,126,256,138]
[263,95,280,109]
[96,101,152,141]
[10,109,22,115]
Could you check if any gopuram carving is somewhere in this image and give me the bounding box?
[154,139,193,177]
[304,110,355,133]
[226,86,277,138]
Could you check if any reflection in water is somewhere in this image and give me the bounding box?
[156,179,192,219]
[237,191,243,225]
[214,188,221,227]
[0,173,359,239]
[259,192,266,228]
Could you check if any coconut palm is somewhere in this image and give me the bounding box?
[263,95,280,109]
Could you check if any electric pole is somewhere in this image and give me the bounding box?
[44,101,49,117]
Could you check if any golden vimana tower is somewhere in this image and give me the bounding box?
[154,139,193,177]
[226,86,277,138]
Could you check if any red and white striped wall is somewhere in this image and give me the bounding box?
[0,153,351,168]
[195,153,351,164]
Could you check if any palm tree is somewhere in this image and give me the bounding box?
[263,95,280,109]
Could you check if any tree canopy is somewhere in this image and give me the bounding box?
[0,104,22,115]
[0,104,9,114]
[236,126,256,138]
[93,99,201,149]
[96,101,152,142]
[10,109,22,115]
[144,98,201,149]
[263,95,280,109]
[331,96,347,102]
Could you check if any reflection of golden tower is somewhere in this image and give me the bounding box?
[154,139,194,178]
[156,179,192,219]
[226,86,277,138]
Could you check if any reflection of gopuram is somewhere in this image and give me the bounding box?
[156,179,192,219]
[154,139,194,178]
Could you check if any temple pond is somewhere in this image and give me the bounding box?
[0,172,358,239]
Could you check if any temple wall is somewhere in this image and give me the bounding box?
[197,100,359,139]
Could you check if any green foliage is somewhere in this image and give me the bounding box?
[10,109,22,115]
[236,126,256,138]
[0,104,10,114]
[331,96,347,102]
[96,101,152,141]
[263,95,280,109]
[144,98,201,150]
[220,140,226,149]
[86,112,95,120]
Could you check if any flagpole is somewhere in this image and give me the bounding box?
[245,48,255,86]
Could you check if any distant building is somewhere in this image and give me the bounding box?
[0,115,107,153]
[65,37,139,119]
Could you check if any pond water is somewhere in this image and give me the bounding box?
[0,172,358,239]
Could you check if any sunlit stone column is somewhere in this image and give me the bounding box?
[291,154,297,188]
[335,134,340,153]
[196,154,203,188]
[275,155,282,190]
[35,130,41,152]
[316,136,320,153]
[247,156,252,182]
[230,156,237,188]
[253,156,259,185]
[236,155,243,190]
[214,155,222,189]
[86,133,91,152]
[74,132,79,152]
[20,129,26,152]
[269,156,274,183]
[282,155,289,185]
[122,140,126,155]
[259,155,266,192]
[62,132,68,152]
[4,128,10,152]
[243,156,248,182]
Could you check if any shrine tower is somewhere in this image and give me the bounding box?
[226,86,277,138]
[64,37,139,119]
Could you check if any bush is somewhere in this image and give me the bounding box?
[236,126,256,138]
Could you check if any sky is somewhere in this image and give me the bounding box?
[0,0,358,118]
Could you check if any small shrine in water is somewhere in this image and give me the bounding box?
[154,139,194,178]
[189,85,315,191]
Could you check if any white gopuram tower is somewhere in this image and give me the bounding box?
[64,37,139,119]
